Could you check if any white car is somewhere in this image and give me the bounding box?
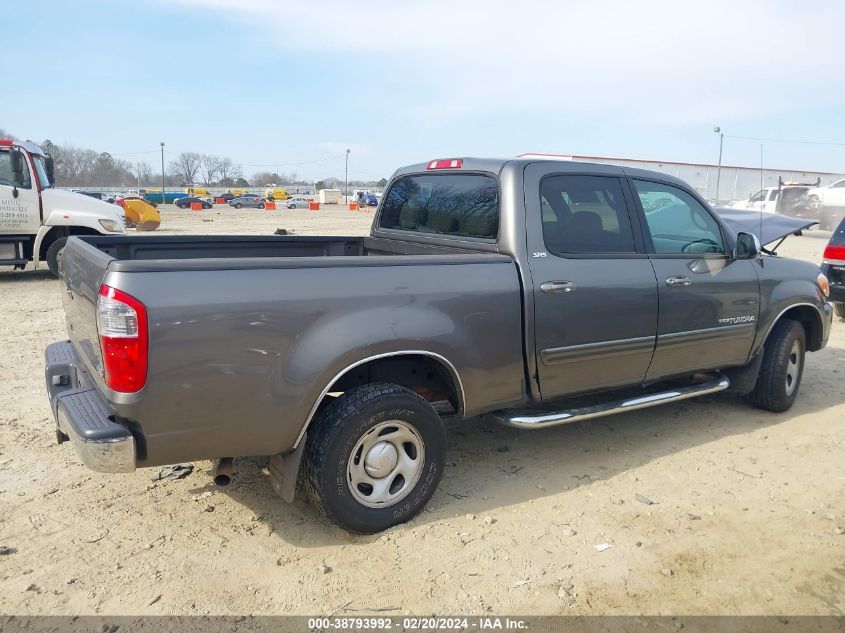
[805,178,845,209]
[285,197,311,209]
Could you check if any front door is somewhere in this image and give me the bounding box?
[630,178,760,380]
[525,165,658,399]
[0,149,41,236]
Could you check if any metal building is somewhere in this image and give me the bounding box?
[517,153,844,204]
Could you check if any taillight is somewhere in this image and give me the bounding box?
[823,244,845,263]
[97,285,148,392]
[426,159,463,170]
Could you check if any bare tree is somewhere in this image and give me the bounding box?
[199,154,221,185]
[217,157,242,185]
[135,162,155,186]
[169,152,202,185]
[252,171,280,187]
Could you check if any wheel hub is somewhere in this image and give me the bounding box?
[364,441,399,478]
[346,420,426,508]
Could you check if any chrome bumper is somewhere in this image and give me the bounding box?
[45,341,136,473]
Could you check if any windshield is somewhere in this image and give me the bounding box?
[31,154,52,188]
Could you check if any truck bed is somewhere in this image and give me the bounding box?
[58,234,525,466]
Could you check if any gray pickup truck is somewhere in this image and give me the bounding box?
[45,157,832,533]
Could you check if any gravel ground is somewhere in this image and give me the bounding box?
[0,205,843,615]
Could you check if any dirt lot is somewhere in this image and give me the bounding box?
[0,204,843,616]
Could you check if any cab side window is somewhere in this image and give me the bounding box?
[540,175,636,254]
[0,151,31,189]
[633,179,725,255]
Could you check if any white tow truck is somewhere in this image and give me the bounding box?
[0,138,125,276]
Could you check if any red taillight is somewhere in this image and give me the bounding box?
[97,285,148,392]
[823,244,845,263]
[426,158,463,170]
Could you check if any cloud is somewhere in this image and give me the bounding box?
[164,0,845,124]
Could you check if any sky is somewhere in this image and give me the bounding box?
[4,0,845,181]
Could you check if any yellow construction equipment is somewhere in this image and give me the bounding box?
[121,198,161,231]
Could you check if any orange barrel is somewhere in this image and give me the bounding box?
[190,201,203,211]
[265,201,276,210]
[308,202,320,211]
[215,197,225,204]
[348,202,359,211]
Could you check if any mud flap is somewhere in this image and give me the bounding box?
[269,438,306,503]
[724,350,765,395]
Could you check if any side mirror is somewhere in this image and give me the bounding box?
[10,149,24,185]
[734,232,761,260]
[45,155,55,184]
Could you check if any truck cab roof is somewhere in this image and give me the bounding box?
[394,157,693,191]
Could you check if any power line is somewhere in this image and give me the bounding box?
[240,154,347,168]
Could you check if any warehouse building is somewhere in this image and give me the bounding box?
[517,153,844,204]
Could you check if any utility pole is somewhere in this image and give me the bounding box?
[714,126,723,204]
[160,142,166,205]
[345,148,350,203]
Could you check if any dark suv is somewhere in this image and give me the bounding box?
[822,216,845,318]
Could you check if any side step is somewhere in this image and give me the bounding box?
[490,376,730,429]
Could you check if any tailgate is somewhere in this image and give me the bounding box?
[60,237,114,384]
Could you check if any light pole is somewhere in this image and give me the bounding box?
[160,142,166,205]
[714,126,723,204]
[345,148,350,202]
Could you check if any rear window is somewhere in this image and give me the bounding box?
[378,173,499,239]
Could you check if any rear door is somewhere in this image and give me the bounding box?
[524,164,658,399]
[629,177,760,380]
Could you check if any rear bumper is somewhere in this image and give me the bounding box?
[45,341,136,473]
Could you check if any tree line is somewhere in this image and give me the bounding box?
[1,131,386,189]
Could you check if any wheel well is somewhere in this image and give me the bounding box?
[328,354,463,416]
[778,305,824,352]
[38,226,100,259]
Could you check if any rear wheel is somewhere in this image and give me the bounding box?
[748,319,806,412]
[303,383,446,533]
[45,237,67,277]
[235,203,243,209]
[258,203,265,209]
[288,204,296,209]
[835,303,845,319]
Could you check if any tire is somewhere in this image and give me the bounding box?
[258,203,265,209]
[835,303,845,319]
[235,203,242,209]
[303,383,446,534]
[748,319,806,412]
[45,237,67,278]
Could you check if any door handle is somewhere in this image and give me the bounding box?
[541,281,576,294]
[665,276,692,287]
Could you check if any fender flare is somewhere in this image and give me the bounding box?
[291,350,465,450]
[755,302,827,356]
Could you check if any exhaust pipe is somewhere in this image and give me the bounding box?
[214,457,234,486]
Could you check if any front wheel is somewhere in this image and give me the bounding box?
[303,383,446,533]
[748,319,806,412]
[258,203,265,209]
[288,204,296,209]
[235,203,242,209]
[45,237,67,277]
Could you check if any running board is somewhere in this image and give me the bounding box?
[490,376,730,429]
